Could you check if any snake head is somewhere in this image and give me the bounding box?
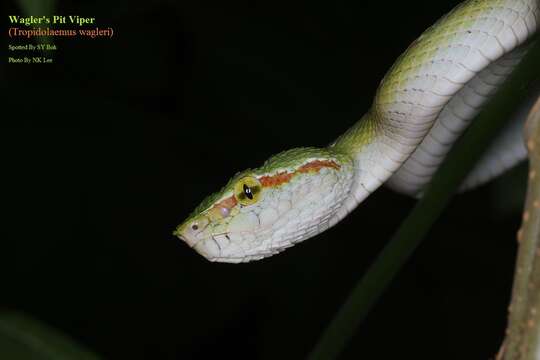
[173,147,354,263]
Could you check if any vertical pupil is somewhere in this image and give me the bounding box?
[243,184,253,199]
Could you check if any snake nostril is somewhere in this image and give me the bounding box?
[191,223,198,231]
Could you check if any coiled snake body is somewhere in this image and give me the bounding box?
[175,0,540,263]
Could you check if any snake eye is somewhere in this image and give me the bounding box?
[243,184,253,199]
[234,176,261,206]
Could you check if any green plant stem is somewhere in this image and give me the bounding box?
[309,41,540,360]
[0,311,101,360]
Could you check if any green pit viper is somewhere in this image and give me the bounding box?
[174,0,540,263]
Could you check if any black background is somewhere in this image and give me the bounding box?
[2,0,529,359]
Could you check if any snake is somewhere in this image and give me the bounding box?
[174,0,540,263]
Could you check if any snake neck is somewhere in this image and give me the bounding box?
[327,109,396,225]
[331,111,378,154]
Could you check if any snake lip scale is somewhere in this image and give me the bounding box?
[175,0,540,263]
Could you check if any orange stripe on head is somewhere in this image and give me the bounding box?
[207,195,238,220]
[259,160,341,188]
[298,160,340,173]
[259,172,294,187]
[215,195,237,209]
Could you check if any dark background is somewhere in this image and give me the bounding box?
[1,0,530,358]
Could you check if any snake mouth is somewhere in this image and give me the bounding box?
[180,233,228,261]
[176,232,199,248]
[175,221,249,262]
